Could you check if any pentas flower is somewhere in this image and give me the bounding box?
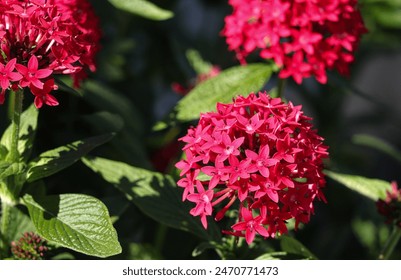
[222,0,367,84]
[376,182,401,228]
[0,0,101,108]
[175,92,328,244]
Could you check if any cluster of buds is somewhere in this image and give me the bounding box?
[175,92,328,244]
[222,0,367,84]
[376,182,401,228]
[11,232,49,260]
[0,0,101,108]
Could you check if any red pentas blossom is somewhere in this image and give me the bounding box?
[376,182,401,228]
[0,0,101,108]
[175,92,329,244]
[222,0,367,84]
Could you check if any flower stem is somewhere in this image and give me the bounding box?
[8,89,23,163]
[0,89,23,255]
[0,202,12,255]
[277,78,286,98]
[378,226,401,260]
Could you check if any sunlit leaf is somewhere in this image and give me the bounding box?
[26,134,114,182]
[175,64,272,122]
[82,157,221,241]
[325,170,392,201]
[23,194,121,258]
[280,235,317,259]
[108,0,173,20]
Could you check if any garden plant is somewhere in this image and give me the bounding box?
[0,0,400,260]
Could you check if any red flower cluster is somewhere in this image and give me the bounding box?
[0,0,101,108]
[175,92,328,244]
[222,0,367,84]
[376,182,401,228]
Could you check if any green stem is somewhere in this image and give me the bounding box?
[0,89,23,256]
[378,227,401,260]
[277,78,286,98]
[154,223,167,254]
[0,202,12,255]
[8,89,23,163]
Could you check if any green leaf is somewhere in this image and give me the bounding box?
[1,104,38,161]
[54,76,82,97]
[255,252,289,260]
[325,170,392,201]
[23,194,121,258]
[82,157,221,241]
[175,63,272,122]
[108,0,174,20]
[371,6,401,29]
[192,241,219,257]
[0,162,25,180]
[280,235,317,259]
[26,134,114,183]
[3,207,35,244]
[352,134,401,165]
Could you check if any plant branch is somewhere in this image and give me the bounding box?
[277,78,286,98]
[8,89,23,163]
[378,226,401,260]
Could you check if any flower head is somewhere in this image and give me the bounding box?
[0,0,101,107]
[376,181,401,228]
[175,92,329,243]
[222,0,367,84]
[11,232,50,260]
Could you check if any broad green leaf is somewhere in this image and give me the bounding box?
[26,134,114,183]
[325,170,392,201]
[2,207,35,244]
[23,194,121,258]
[280,235,317,259]
[108,0,173,20]
[352,134,401,165]
[0,162,25,180]
[1,104,38,161]
[82,157,221,241]
[175,64,272,122]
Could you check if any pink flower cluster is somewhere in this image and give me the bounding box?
[376,182,401,228]
[0,0,101,108]
[175,92,328,244]
[222,0,367,84]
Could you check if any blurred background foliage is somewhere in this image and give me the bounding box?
[1,0,400,259]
